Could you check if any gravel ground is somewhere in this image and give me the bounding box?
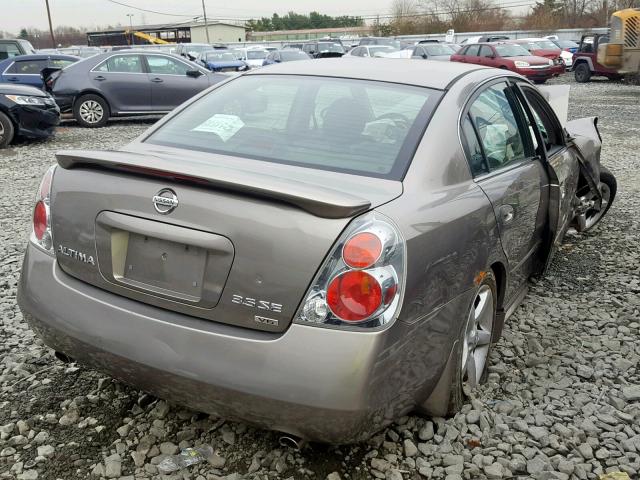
[1,77,639,480]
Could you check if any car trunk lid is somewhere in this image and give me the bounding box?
[50,148,402,332]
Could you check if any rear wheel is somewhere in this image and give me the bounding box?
[447,271,497,414]
[574,63,592,83]
[74,94,110,128]
[0,111,15,149]
[574,167,617,232]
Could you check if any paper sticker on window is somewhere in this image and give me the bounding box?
[192,114,244,141]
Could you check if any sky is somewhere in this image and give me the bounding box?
[1,0,395,33]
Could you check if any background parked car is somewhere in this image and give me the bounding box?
[451,43,556,84]
[263,49,311,65]
[358,37,402,49]
[0,54,80,89]
[0,83,59,148]
[508,39,566,72]
[461,35,510,44]
[302,41,345,58]
[411,43,457,61]
[572,34,622,82]
[0,39,36,60]
[47,51,226,127]
[232,48,269,68]
[344,45,397,58]
[549,39,580,54]
[196,51,248,72]
[175,43,218,61]
[56,46,102,58]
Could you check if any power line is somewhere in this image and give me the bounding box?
[104,0,199,17]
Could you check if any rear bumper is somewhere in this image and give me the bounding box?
[18,244,469,443]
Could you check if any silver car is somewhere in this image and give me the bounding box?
[18,59,616,443]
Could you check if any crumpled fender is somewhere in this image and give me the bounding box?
[566,116,602,198]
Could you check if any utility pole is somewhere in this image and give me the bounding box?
[44,0,56,47]
[201,0,211,44]
[127,14,134,45]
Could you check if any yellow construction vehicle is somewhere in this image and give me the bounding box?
[124,30,172,45]
[597,8,640,74]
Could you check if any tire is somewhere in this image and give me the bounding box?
[73,94,110,128]
[0,111,15,148]
[447,271,498,414]
[574,63,592,83]
[576,166,617,232]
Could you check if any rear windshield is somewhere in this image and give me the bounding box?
[146,75,441,179]
[533,40,559,50]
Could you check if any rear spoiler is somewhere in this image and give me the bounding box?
[56,149,372,219]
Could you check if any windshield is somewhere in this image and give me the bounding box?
[317,42,345,53]
[424,44,455,55]
[494,44,531,57]
[247,50,267,59]
[532,40,560,50]
[280,50,309,60]
[146,75,440,179]
[206,52,237,61]
[556,40,578,48]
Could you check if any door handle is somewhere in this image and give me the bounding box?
[499,205,515,224]
[7,77,19,82]
[150,77,163,83]
[94,75,106,81]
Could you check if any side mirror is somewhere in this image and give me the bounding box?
[186,69,203,78]
[422,53,428,59]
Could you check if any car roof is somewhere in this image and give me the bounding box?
[1,54,79,61]
[246,58,487,90]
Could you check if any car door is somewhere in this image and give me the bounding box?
[144,54,210,112]
[3,59,48,87]
[462,80,550,298]
[464,45,481,65]
[91,54,151,113]
[478,45,496,67]
[516,82,580,271]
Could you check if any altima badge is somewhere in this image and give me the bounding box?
[153,188,179,214]
[58,245,95,265]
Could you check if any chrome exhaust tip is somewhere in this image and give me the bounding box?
[279,435,306,450]
[54,351,73,363]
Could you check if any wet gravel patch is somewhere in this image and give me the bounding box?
[1,78,639,480]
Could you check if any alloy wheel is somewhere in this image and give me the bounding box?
[461,285,494,389]
[576,183,611,231]
[79,100,104,124]
[0,121,4,142]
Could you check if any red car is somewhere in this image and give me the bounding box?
[508,39,565,74]
[451,43,557,84]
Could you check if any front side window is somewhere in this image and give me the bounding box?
[468,82,529,170]
[96,55,143,73]
[146,55,190,75]
[49,58,76,69]
[479,46,494,57]
[146,75,440,179]
[0,43,22,60]
[466,45,480,56]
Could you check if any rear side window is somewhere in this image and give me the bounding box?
[7,60,47,74]
[146,75,441,179]
[95,55,143,73]
[49,58,76,69]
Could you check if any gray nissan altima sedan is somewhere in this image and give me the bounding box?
[18,59,616,443]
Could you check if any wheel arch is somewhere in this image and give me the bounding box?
[489,261,507,312]
[73,90,112,113]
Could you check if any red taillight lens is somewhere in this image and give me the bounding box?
[327,270,382,322]
[343,232,382,269]
[33,200,47,240]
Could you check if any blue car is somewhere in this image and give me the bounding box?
[197,51,248,73]
[0,54,80,89]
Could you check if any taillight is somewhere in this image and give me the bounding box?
[295,212,405,329]
[30,165,56,254]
